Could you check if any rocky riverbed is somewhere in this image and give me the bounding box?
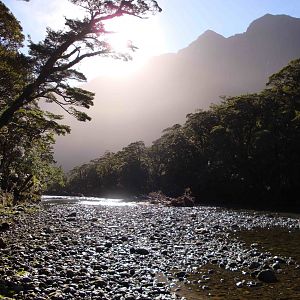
[1,203,300,299]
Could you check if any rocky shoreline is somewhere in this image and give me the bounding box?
[1,203,300,299]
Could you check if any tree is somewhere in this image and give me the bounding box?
[0,1,30,110]
[150,124,197,195]
[0,0,161,129]
[0,1,24,49]
[94,152,120,194]
[0,107,70,203]
[267,58,300,110]
[117,141,149,194]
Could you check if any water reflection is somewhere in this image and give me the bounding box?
[41,195,136,207]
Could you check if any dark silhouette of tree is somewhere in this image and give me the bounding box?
[0,0,161,129]
[118,141,149,194]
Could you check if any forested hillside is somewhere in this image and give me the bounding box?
[60,58,300,211]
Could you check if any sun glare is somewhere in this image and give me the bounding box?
[80,16,167,78]
[31,0,166,79]
[106,31,131,54]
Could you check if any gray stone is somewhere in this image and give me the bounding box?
[94,278,107,288]
[135,248,149,255]
[0,238,7,248]
[257,269,278,283]
[67,212,77,218]
[272,262,282,270]
[0,222,10,232]
[249,261,261,269]
[175,271,186,278]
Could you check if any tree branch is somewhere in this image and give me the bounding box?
[53,50,108,72]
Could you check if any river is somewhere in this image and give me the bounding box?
[41,195,137,207]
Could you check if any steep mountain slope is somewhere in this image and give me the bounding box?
[55,14,300,170]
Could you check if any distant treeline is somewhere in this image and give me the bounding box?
[53,59,300,211]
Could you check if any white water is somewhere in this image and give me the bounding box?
[41,195,136,207]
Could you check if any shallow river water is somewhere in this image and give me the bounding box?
[41,195,137,207]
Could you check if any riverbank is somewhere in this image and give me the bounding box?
[1,203,300,299]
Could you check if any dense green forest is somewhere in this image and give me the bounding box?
[58,59,300,210]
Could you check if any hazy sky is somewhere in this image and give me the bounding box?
[3,0,300,78]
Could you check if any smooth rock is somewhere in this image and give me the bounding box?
[0,238,7,248]
[257,269,278,283]
[135,248,150,255]
[0,222,10,232]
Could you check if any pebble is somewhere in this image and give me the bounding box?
[0,203,299,299]
[0,237,6,248]
[0,222,10,232]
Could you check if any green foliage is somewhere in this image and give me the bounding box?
[0,1,24,49]
[65,142,149,196]
[0,2,30,109]
[0,106,70,204]
[118,141,149,194]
